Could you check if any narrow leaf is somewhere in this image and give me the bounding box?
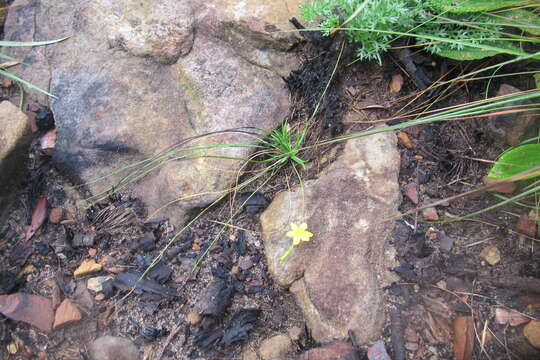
[0,37,69,47]
[26,196,48,240]
[429,0,534,13]
[494,9,540,35]
[488,144,540,179]
[0,69,56,98]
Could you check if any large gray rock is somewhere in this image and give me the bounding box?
[88,336,139,360]
[3,0,302,225]
[260,128,401,344]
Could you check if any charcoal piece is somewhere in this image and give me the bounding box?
[221,309,261,346]
[136,255,153,269]
[131,233,156,252]
[72,232,95,247]
[113,272,176,298]
[9,242,33,266]
[140,325,169,341]
[195,279,235,317]
[101,279,115,298]
[166,246,182,260]
[35,107,55,131]
[147,262,173,284]
[211,266,229,280]
[236,230,247,256]
[0,271,21,295]
[194,328,223,350]
[393,264,418,281]
[239,192,268,215]
[34,241,50,255]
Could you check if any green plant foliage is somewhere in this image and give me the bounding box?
[488,144,540,179]
[265,122,307,169]
[428,0,534,13]
[300,0,538,62]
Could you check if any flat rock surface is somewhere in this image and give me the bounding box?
[3,0,301,226]
[0,293,54,333]
[260,128,401,344]
[298,341,360,360]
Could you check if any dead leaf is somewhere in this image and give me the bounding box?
[495,308,530,326]
[453,316,474,360]
[40,129,56,151]
[389,74,404,93]
[397,131,413,149]
[26,196,48,240]
[516,213,537,237]
[0,61,20,69]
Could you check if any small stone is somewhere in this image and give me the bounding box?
[480,246,501,266]
[404,183,419,204]
[405,327,419,343]
[367,340,391,360]
[88,248,97,257]
[19,264,37,276]
[74,259,102,277]
[72,232,96,247]
[7,342,18,354]
[299,341,358,360]
[186,311,201,325]
[88,336,140,360]
[389,74,404,93]
[87,276,112,293]
[38,351,48,360]
[48,207,63,224]
[0,293,54,332]
[95,294,106,301]
[242,348,258,360]
[53,298,82,329]
[288,326,304,342]
[524,321,540,349]
[192,242,201,251]
[238,257,254,271]
[258,334,292,360]
[231,266,240,275]
[422,207,439,221]
[405,342,419,351]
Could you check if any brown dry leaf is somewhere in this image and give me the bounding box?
[397,131,413,149]
[495,308,530,326]
[516,213,537,237]
[0,61,20,69]
[40,129,56,151]
[26,196,48,240]
[453,316,474,360]
[389,74,404,93]
[483,176,516,194]
[424,311,452,344]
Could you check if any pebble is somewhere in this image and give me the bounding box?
[88,248,97,257]
[49,207,63,224]
[230,266,240,275]
[367,340,391,360]
[404,183,419,204]
[405,342,419,351]
[238,257,254,271]
[405,327,419,343]
[95,294,106,301]
[422,207,439,221]
[74,259,102,277]
[258,334,292,360]
[186,311,202,325]
[299,341,358,360]
[524,321,540,349]
[479,246,501,266]
[87,276,112,293]
[88,336,140,360]
[53,298,82,329]
[7,342,18,354]
[397,131,413,148]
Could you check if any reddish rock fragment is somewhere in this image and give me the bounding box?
[495,308,530,326]
[422,207,439,221]
[403,183,419,204]
[53,298,82,329]
[299,341,359,360]
[516,213,537,237]
[0,293,54,332]
[389,74,404,93]
[367,340,391,360]
[26,195,48,240]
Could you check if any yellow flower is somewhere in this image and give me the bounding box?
[286,222,313,246]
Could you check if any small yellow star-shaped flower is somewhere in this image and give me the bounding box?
[286,222,313,246]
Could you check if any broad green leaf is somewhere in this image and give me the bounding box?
[432,40,539,60]
[428,0,535,13]
[0,69,56,98]
[488,144,540,179]
[493,9,540,35]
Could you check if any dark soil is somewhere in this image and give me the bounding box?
[1,32,539,360]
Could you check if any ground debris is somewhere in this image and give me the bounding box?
[220,308,261,346]
[195,279,235,317]
[112,272,176,298]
